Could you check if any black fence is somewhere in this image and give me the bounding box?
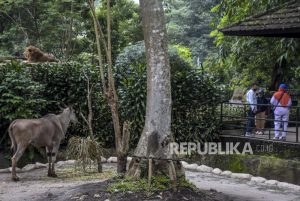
[220,102,300,143]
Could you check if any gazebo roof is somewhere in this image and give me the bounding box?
[220,0,300,38]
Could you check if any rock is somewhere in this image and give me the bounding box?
[65,160,76,165]
[22,164,36,172]
[56,161,65,166]
[8,167,22,173]
[277,182,291,190]
[35,162,47,169]
[212,168,222,175]
[185,163,198,171]
[107,157,117,163]
[285,184,300,191]
[181,161,189,168]
[79,195,88,200]
[94,194,101,198]
[277,182,300,191]
[265,180,278,186]
[196,165,213,173]
[231,173,252,180]
[0,168,10,173]
[220,170,232,177]
[251,177,266,183]
[101,156,107,163]
[127,157,132,162]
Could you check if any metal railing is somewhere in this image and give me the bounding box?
[220,102,300,143]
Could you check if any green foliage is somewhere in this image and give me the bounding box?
[165,0,219,64]
[95,0,143,61]
[116,42,221,144]
[107,176,196,193]
[1,42,221,153]
[0,0,142,62]
[0,62,46,122]
[206,0,300,90]
[0,62,113,148]
[0,0,91,59]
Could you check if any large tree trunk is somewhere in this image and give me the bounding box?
[127,0,184,179]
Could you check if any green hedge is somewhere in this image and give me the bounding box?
[0,44,221,152]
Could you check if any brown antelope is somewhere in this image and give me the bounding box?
[8,107,77,181]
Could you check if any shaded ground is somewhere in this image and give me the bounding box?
[49,179,233,201]
[1,163,300,201]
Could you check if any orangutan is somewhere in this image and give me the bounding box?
[23,46,57,63]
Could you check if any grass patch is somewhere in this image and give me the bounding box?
[56,167,117,181]
[107,176,196,193]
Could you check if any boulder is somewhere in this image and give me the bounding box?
[212,168,222,175]
[250,177,266,183]
[181,161,189,168]
[185,163,198,171]
[127,157,132,162]
[35,162,47,169]
[22,164,36,172]
[107,157,118,163]
[0,168,10,173]
[231,173,252,180]
[101,156,107,163]
[277,182,300,191]
[265,180,278,186]
[196,165,213,173]
[8,167,22,173]
[56,161,65,166]
[65,160,76,165]
[220,170,232,177]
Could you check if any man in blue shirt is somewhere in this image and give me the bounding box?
[245,83,258,136]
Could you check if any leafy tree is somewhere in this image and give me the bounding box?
[0,0,142,62]
[94,0,143,61]
[207,0,300,90]
[165,0,219,64]
[116,42,221,146]
[0,0,91,59]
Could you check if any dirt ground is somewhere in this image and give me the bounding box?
[0,163,300,201]
[0,163,235,201]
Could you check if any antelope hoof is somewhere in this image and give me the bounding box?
[12,176,20,182]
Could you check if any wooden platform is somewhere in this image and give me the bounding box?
[222,127,300,143]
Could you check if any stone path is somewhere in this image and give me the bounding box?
[186,171,300,201]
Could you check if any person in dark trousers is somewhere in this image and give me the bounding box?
[255,89,268,135]
[245,83,258,136]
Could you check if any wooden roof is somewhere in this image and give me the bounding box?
[220,0,300,38]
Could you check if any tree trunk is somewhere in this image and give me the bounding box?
[127,0,184,179]
[88,0,130,174]
[269,58,286,91]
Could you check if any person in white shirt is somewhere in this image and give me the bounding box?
[245,83,258,136]
[270,84,292,141]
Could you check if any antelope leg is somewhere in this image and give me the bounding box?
[11,144,27,181]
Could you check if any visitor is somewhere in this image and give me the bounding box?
[270,84,292,141]
[255,89,268,135]
[245,83,258,137]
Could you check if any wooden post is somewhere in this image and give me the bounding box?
[147,158,153,192]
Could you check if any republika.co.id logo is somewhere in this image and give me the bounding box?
[169,142,254,155]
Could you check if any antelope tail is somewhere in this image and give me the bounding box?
[8,122,17,154]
